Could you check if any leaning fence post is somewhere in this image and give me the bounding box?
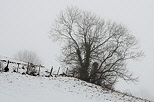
[50,66,53,77]
[57,67,60,75]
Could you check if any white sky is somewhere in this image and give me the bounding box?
[0,0,154,101]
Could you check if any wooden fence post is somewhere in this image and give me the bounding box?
[38,64,41,76]
[66,67,68,75]
[0,61,1,72]
[17,63,20,73]
[2,62,3,72]
[73,70,75,77]
[26,62,29,74]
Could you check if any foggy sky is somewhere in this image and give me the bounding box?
[0,0,154,101]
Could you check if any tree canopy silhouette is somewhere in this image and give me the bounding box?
[50,7,144,89]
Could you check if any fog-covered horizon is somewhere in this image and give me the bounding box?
[0,0,154,101]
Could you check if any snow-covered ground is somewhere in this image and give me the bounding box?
[0,72,151,102]
[0,55,152,102]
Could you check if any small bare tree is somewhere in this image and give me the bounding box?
[14,50,42,65]
[50,7,144,89]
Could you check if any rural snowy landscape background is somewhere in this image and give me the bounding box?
[0,0,154,101]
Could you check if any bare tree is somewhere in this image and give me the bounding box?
[50,7,144,89]
[14,50,42,65]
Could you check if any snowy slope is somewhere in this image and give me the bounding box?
[0,72,151,102]
[0,55,152,102]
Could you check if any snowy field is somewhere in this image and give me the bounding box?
[0,72,151,102]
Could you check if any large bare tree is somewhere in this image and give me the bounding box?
[50,7,143,89]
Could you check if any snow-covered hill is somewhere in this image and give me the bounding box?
[0,72,151,102]
[0,55,152,102]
